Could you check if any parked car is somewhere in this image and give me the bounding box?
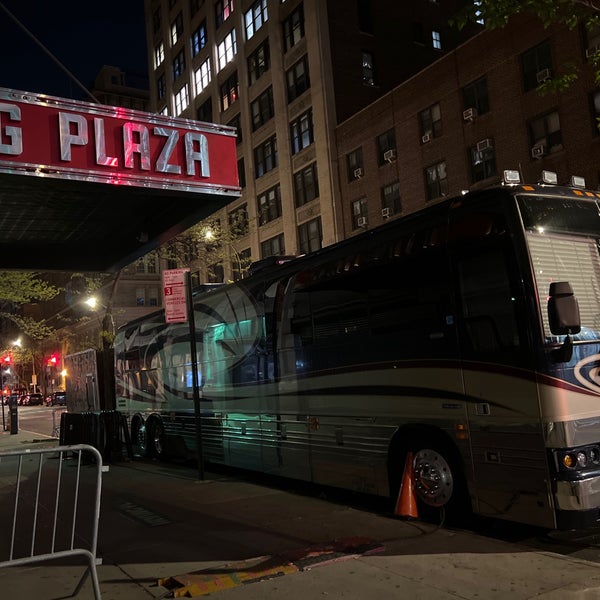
[47,391,66,406]
[23,393,44,406]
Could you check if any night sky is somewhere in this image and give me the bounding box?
[0,0,148,100]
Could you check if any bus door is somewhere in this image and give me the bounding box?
[449,199,554,528]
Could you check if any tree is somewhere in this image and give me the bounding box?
[453,0,600,90]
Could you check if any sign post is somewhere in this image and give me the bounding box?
[162,268,204,480]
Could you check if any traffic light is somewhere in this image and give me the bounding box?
[2,355,11,365]
[47,354,59,367]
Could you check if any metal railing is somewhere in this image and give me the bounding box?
[0,444,105,599]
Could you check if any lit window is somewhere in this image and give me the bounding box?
[257,185,282,225]
[170,12,183,46]
[216,0,233,28]
[217,29,237,71]
[191,21,207,57]
[362,50,375,86]
[432,30,442,49]
[283,4,304,51]
[425,161,448,200]
[154,42,165,69]
[174,84,190,114]
[220,71,239,111]
[245,0,268,40]
[247,40,270,85]
[469,140,496,183]
[194,58,211,95]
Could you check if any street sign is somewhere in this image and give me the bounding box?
[163,268,190,323]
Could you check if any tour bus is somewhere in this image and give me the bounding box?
[114,170,600,530]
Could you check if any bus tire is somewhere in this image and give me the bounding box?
[391,435,471,526]
[147,418,166,460]
[131,416,148,457]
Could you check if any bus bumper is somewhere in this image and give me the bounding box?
[555,478,600,529]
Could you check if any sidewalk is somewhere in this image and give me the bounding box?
[2,428,600,599]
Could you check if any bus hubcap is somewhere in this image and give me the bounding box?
[413,449,454,507]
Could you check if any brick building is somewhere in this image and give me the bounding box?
[336,15,600,237]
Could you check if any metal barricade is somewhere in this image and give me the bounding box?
[0,444,105,599]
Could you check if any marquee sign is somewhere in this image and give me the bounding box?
[0,88,240,194]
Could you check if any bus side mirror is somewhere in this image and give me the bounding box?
[548,282,581,335]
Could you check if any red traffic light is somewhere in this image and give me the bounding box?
[47,354,59,366]
[2,355,11,364]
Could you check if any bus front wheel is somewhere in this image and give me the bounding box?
[392,438,471,525]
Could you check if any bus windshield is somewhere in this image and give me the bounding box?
[518,195,600,340]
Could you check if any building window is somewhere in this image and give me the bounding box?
[238,157,246,188]
[419,103,442,140]
[157,73,166,99]
[148,287,159,307]
[191,21,207,57]
[136,288,146,306]
[298,217,322,254]
[432,30,442,49]
[258,185,282,225]
[254,135,278,177]
[522,41,553,92]
[244,0,268,40]
[190,0,204,17]
[529,110,562,156]
[142,254,156,274]
[232,248,251,281]
[294,162,319,207]
[160,105,169,116]
[351,197,368,230]
[220,71,239,111]
[376,128,396,165]
[207,263,224,283]
[357,0,373,34]
[228,203,249,235]
[172,49,186,80]
[154,42,165,69]
[425,161,448,200]
[194,58,212,95]
[362,50,376,86]
[286,55,310,102]
[470,140,496,182]
[248,40,270,85]
[153,8,161,34]
[381,181,401,215]
[463,77,489,117]
[347,147,363,181]
[197,96,212,121]
[174,84,190,114]
[228,113,242,144]
[290,109,314,155]
[250,86,274,131]
[215,0,233,28]
[261,233,285,258]
[170,12,183,46]
[413,22,424,44]
[135,257,146,273]
[217,29,237,71]
[283,3,304,52]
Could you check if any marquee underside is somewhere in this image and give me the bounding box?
[0,172,232,272]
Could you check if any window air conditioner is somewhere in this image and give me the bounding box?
[531,142,547,159]
[536,68,551,83]
[353,167,363,178]
[476,138,493,152]
[381,207,391,218]
[421,133,432,144]
[383,149,396,162]
[462,107,477,122]
[357,216,367,227]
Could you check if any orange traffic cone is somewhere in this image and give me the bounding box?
[394,451,419,519]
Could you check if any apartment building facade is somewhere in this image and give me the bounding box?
[335,15,600,237]
[143,0,475,281]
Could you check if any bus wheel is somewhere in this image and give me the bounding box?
[131,417,148,457]
[410,445,470,525]
[148,418,166,459]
